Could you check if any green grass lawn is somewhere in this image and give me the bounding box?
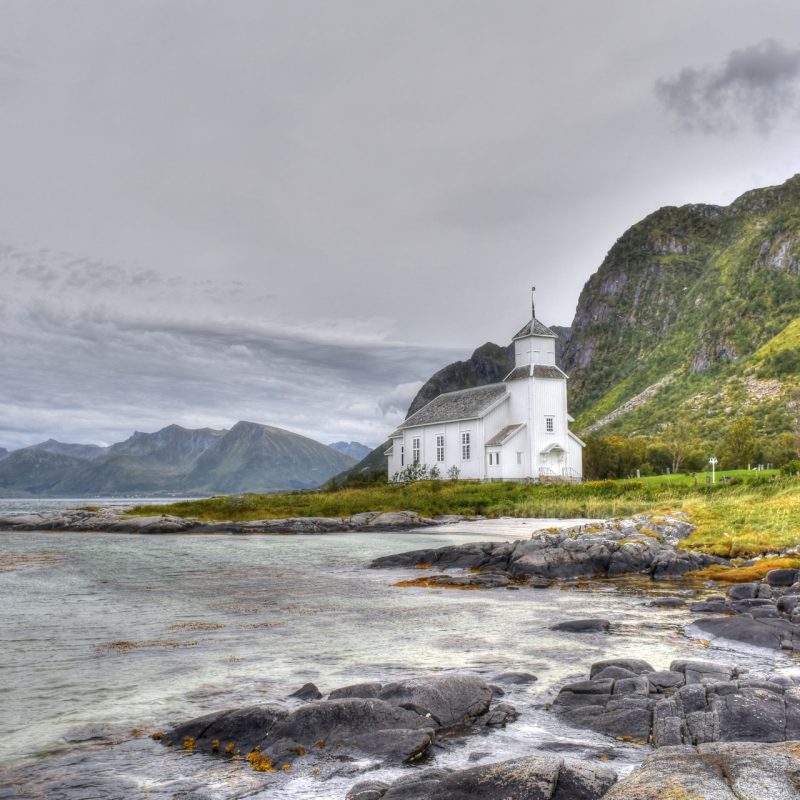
[130,472,800,559]
[638,469,779,487]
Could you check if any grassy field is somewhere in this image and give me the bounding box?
[638,469,779,487]
[130,472,800,559]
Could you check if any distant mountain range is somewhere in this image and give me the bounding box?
[328,441,372,461]
[0,423,366,497]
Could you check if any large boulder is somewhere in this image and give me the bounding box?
[555,658,800,748]
[162,673,508,767]
[376,675,493,729]
[371,754,617,800]
[603,741,800,799]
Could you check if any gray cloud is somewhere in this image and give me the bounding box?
[0,244,457,450]
[655,39,800,134]
[2,3,800,450]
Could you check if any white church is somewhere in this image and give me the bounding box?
[386,300,584,482]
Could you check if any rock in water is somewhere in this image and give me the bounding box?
[289,682,322,700]
[162,673,512,766]
[554,657,800,748]
[371,754,617,800]
[603,741,800,799]
[372,515,723,581]
[550,619,611,633]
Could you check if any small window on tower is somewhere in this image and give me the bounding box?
[545,416,555,433]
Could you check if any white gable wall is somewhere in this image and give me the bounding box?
[514,334,556,366]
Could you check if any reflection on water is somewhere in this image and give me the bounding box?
[0,528,789,799]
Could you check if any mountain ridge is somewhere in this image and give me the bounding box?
[0,422,356,497]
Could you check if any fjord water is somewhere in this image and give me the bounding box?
[0,524,788,800]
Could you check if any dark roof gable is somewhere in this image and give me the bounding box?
[512,318,557,340]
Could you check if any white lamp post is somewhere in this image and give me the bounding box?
[709,456,718,484]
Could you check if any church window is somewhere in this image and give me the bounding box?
[412,437,421,463]
[545,416,555,433]
[436,435,445,462]
[516,451,523,465]
[400,445,404,467]
[461,432,471,460]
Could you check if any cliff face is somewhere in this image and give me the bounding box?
[561,174,800,440]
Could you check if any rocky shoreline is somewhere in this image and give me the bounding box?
[10,508,800,798]
[0,508,466,534]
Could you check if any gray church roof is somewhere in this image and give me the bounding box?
[394,383,508,431]
[505,364,567,381]
[512,318,557,340]
[485,423,525,446]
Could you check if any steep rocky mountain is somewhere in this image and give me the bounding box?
[108,425,226,468]
[184,421,356,493]
[0,422,355,497]
[560,174,800,443]
[328,441,372,461]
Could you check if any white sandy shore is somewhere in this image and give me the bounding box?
[420,516,604,540]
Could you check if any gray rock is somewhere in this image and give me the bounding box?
[492,671,538,685]
[670,659,737,685]
[328,682,383,700]
[482,702,520,726]
[378,754,616,800]
[603,741,800,799]
[693,616,788,649]
[371,515,725,581]
[346,781,389,800]
[589,658,654,678]
[648,596,687,607]
[289,682,322,700]
[766,568,799,587]
[377,674,492,729]
[550,618,610,633]
[163,674,506,766]
[726,582,760,600]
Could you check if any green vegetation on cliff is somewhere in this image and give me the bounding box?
[562,175,800,456]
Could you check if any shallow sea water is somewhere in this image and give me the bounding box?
[0,523,794,799]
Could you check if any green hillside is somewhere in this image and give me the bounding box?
[561,174,800,464]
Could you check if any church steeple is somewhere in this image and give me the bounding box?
[512,290,557,367]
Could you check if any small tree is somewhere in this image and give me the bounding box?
[720,416,758,469]
[447,465,461,480]
[662,417,696,474]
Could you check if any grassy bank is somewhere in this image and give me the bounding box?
[130,473,800,558]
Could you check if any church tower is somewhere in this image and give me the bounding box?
[512,287,558,367]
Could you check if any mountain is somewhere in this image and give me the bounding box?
[21,438,108,460]
[184,421,356,492]
[0,447,8,460]
[0,422,356,497]
[108,425,225,467]
[329,441,372,461]
[0,449,86,496]
[560,174,800,445]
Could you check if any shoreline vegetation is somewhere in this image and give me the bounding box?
[127,471,800,560]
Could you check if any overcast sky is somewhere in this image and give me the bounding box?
[2,1,800,450]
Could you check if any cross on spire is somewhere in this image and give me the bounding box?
[531,285,536,320]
